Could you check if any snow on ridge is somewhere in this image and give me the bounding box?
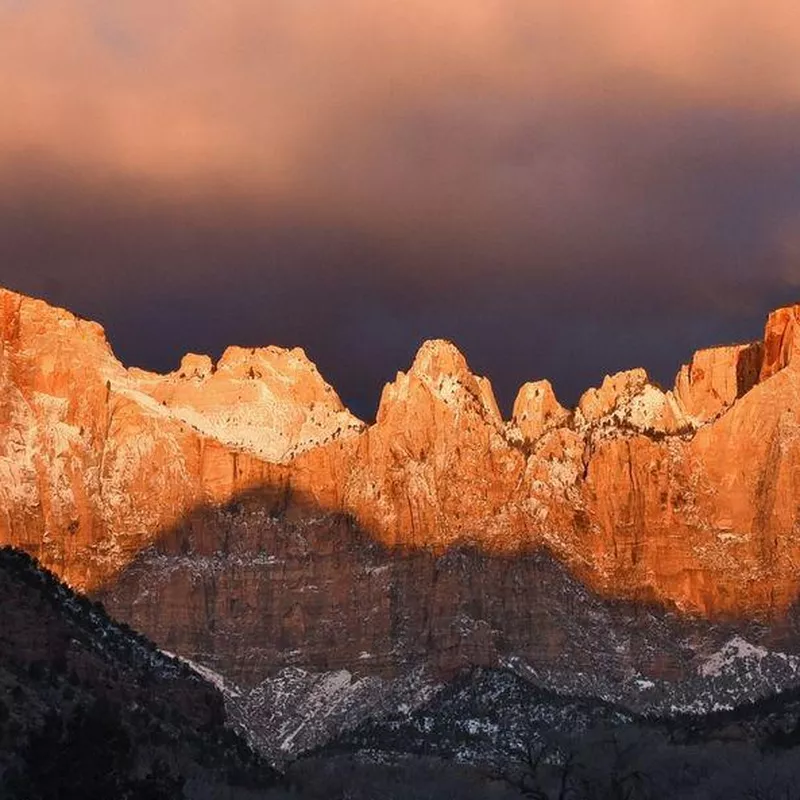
[109,369,364,463]
[160,650,243,699]
[698,635,786,678]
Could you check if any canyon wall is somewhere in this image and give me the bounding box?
[3,285,800,629]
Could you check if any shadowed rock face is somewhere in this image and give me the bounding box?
[95,505,800,755]
[97,506,704,689]
[3,284,800,629]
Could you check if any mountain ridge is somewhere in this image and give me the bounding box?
[8,284,800,779]
[3,284,800,618]
[0,544,278,796]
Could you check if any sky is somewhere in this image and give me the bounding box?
[2,1,800,418]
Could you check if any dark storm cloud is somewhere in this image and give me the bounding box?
[1,1,800,417]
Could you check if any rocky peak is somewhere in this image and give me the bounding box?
[0,287,121,386]
[131,344,364,463]
[210,344,349,408]
[760,304,800,382]
[357,339,523,550]
[176,353,214,380]
[217,344,315,381]
[511,380,570,442]
[577,369,649,424]
[0,287,108,349]
[409,339,473,383]
[674,343,763,424]
[376,340,503,429]
[403,339,503,425]
[575,368,687,435]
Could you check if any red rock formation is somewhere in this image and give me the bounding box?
[761,305,800,381]
[337,339,525,549]
[674,343,763,423]
[512,380,570,442]
[0,289,294,589]
[3,285,800,619]
[131,344,364,462]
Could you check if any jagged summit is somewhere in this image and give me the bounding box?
[572,368,687,435]
[4,284,800,616]
[0,286,110,346]
[511,380,570,442]
[376,338,503,428]
[761,304,800,381]
[0,285,364,463]
[133,341,364,462]
[216,344,315,374]
[386,305,800,440]
[4,283,796,438]
[176,353,214,380]
[409,338,472,382]
[673,342,763,424]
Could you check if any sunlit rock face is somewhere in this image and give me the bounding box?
[0,288,339,590]
[761,305,800,381]
[673,342,764,424]
[4,284,800,624]
[511,380,570,443]
[334,338,526,550]
[130,344,364,463]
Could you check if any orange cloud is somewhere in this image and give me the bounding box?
[2,1,799,179]
[0,0,799,269]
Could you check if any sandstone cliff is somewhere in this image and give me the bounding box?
[2,285,800,622]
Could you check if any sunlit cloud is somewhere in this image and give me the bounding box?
[3,1,800,191]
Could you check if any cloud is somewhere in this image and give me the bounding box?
[3,1,800,190]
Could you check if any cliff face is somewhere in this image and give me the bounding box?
[0,289,327,590]
[98,505,768,692]
[3,284,800,628]
[289,314,800,619]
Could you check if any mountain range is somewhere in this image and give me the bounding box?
[4,285,800,788]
